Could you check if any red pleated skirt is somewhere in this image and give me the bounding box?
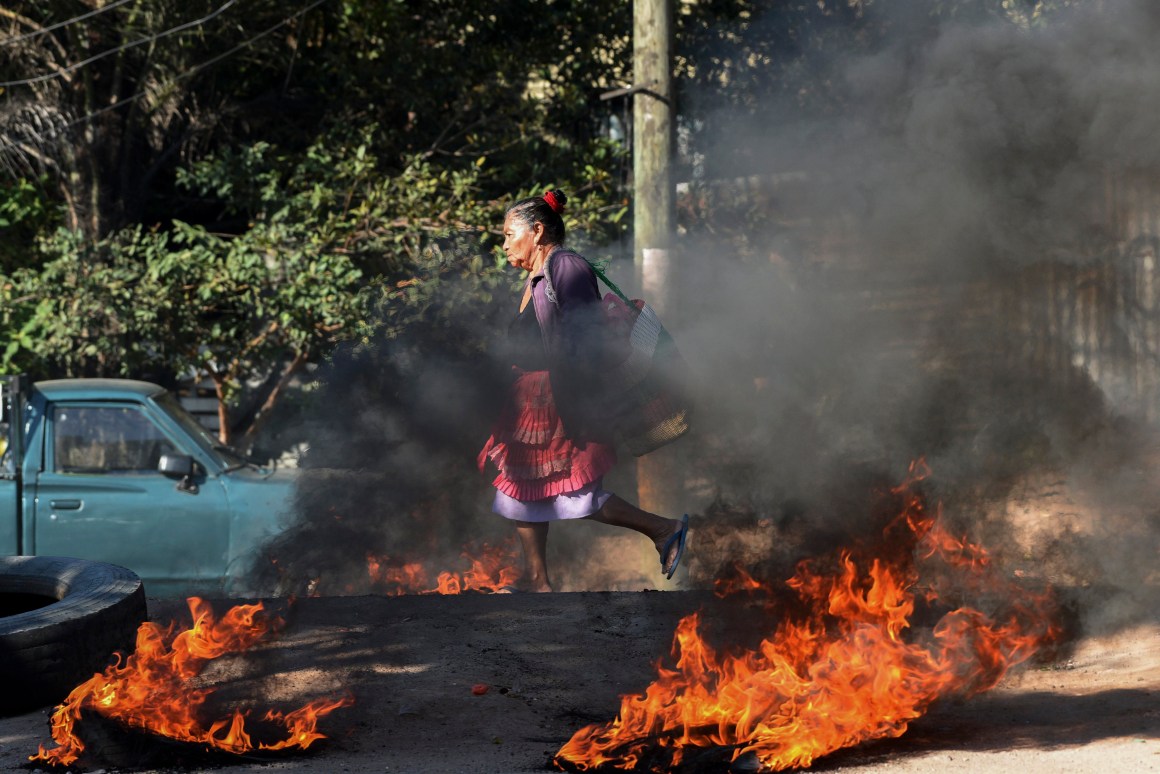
[478,369,617,501]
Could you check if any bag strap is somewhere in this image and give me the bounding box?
[587,259,632,305]
[543,249,631,307]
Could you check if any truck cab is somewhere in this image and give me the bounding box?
[0,376,297,596]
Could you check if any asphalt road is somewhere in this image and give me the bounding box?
[2,591,1158,773]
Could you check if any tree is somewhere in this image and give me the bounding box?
[0,175,54,271]
[0,216,367,446]
[0,0,325,237]
[0,0,634,443]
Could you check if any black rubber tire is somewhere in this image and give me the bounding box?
[0,555,148,716]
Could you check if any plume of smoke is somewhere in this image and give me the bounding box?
[248,269,669,595]
[252,1,1160,619]
[671,0,1160,634]
[248,273,515,597]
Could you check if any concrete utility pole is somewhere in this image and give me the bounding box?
[633,0,674,298]
[632,0,682,528]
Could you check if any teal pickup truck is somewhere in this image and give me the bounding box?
[0,376,297,596]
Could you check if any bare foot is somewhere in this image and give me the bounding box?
[526,573,553,592]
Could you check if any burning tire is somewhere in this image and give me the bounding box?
[0,556,147,716]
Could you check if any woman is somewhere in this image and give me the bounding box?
[478,189,689,592]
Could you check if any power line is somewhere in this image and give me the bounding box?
[64,0,332,129]
[0,0,139,49]
[0,0,240,89]
[0,0,332,161]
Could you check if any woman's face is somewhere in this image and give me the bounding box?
[502,213,543,273]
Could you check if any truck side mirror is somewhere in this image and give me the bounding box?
[158,453,199,495]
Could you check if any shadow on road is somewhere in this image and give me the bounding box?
[817,687,1160,770]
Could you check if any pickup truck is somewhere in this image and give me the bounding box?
[0,376,298,596]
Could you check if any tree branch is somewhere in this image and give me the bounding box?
[237,348,309,451]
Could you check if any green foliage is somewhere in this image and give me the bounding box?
[174,120,629,346]
[0,177,55,272]
[143,219,367,405]
[0,226,160,376]
[0,0,1095,445]
[0,0,324,235]
[0,113,626,437]
[0,215,367,436]
[0,131,378,438]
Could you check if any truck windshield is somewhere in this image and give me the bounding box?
[153,392,248,470]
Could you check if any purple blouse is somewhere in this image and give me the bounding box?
[526,249,611,443]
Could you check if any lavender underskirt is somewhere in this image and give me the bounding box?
[492,479,612,523]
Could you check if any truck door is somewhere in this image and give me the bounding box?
[0,376,23,553]
[30,401,231,594]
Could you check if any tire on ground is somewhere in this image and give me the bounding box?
[0,556,147,715]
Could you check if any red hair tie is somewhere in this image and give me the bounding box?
[543,190,562,214]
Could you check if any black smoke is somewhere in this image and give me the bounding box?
[251,1,1160,628]
[669,0,1160,636]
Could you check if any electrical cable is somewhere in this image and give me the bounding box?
[0,0,139,48]
[63,0,332,129]
[0,0,332,158]
[0,0,239,89]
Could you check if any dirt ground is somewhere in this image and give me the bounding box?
[0,588,1157,774]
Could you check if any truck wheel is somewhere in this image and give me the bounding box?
[0,556,147,716]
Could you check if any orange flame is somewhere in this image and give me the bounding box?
[367,556,430,596]
[713,562,767,598]
[31,597,353,767]
[367,538,521,596]
[555,461,1061,772]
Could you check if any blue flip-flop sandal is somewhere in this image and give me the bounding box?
[661,514,690,580]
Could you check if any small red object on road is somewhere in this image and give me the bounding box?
[471,684,489,695]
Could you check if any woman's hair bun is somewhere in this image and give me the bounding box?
[542,189,567,214]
